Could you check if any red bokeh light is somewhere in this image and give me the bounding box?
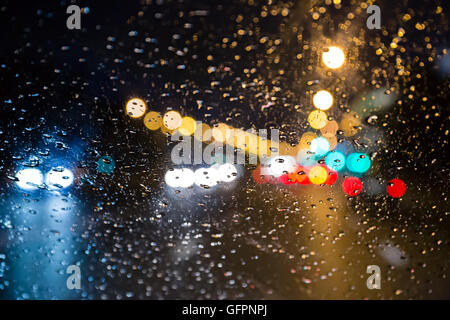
[342,177,362,196]
[292,165,310,185]
[387,178,406,198]
[325,169,338,185]
[279,174,295,185]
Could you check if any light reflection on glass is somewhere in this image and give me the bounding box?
[263,156,297,178]
[45,167,74,190]
[313,90,333,110]
[15,168,44,191]
[322,46,345,69]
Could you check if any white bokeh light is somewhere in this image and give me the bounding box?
[177,168,195,188]
[313,90,333,111]
[310,137,330,157]
[125,98,147,118]
[165,169,180,188]
[15,168,44,191]
[322,46,345,69]
[264,156,297,177]
[165,165,237,189]
[217,163,238,182]
[45,167,74,189]
[194,167,219,187]
[165,168,196,188]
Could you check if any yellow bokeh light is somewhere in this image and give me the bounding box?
[178,117,197,136]
[163,111,182,130]
[160,125,174,136]
[298,132,317,150]
[308,166,328,185]
[126,98,147,118]
[313,90,333,110]
[323,133,338,150]
[322,46,345,69]
[308,110,328,129]
[235,130,259,154]
[194,123,212,142]
[212,123,232,143]
[340,111,361,137]
[143,111,162,131]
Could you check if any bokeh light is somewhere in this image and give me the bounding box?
[194,123,212,142]
[313,90,333,111]
[264,156,297,177]
[325,151,346,172]
[144,111,162,131]
[194,167,219,187]
[322,133,338,150]
[217,163,238,182]
[165,168,196,188]
[387,178,406,198]
[324,168,338,185]
[165,169,180,188]
[346,152,371,174]
[126,98,147,118]
[298,132,317,149]
[290,165,310,185]
[252,166,267,184]
[308,110,328,129]
[342,177,363,196]
[335,140,355,155]
[212,123,232,143]
[45,167,74,189]
[15,168,44,191]
[163,111,183,130]
[308,166,328,185]
[178,117,197,136]
[310,137,330,157]
[280,174,295,185]
[322,46,345,69]
[320,120,339,136]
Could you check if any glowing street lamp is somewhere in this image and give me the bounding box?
[322,46,345,69]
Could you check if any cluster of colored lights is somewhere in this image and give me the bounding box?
[125,47,406,198]
[126,98,242,190]
[125,98,198,137]
[250,46,406,198]
[252,152,405,198]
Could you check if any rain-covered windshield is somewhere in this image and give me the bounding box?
[0,0,449,300]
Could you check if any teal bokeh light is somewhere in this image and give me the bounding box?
[346,152,371,173]
[96,156,116,174]
[325,151,346,172]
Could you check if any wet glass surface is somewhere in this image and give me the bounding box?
[0,0,449,299]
